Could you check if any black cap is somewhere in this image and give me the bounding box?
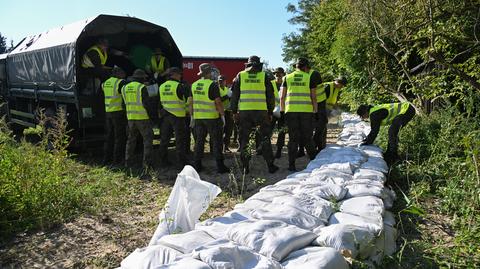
[273,67,285,74]
[294,57,310,68]
[245,55,261,66]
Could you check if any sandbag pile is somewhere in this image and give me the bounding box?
[120,113,397,269]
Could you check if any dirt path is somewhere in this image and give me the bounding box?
[0,125,342,268]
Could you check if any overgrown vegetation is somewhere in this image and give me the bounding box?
[0,110,144,242]
[283,0,480,267]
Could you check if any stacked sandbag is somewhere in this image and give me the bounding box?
[121,113,397,269]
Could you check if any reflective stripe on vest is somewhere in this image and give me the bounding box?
[370,103,410,125]
[326,82,340,105]
[151,55,166,74]
[121,81,149,120]
[239,71,267,111]
[102,77,124,112]
[192,79,219,119]
[219,86,231,111]
[271,80,280,106]
[159,80,186,117]
[82,45,107,68]
[312,70,326,103]
[285,70,313,113]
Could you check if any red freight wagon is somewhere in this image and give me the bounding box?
[182,56,248,86]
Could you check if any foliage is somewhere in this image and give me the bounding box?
[284,0,480,266]
[0,112,132,241]
[0,33,7,54]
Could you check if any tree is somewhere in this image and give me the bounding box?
[0,33,7,54]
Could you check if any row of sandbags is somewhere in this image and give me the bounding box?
[120,113,397,269]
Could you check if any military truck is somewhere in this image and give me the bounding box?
[0,14,182,146]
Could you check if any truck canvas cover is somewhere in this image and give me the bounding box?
[6,14,182,90]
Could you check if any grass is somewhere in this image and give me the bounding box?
[371,108,480,268]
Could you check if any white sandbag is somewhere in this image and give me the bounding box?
[339,196,385,217]
[271,193,334,223]
[310,168,354,181]
[158,230,215,254]
[369,224,398,264]
[195,216,243,239]
[318,162,355,174]
[250,203,324,230]
[345,182,384,199]
[382,187,397,209]
[259,184,298,193]
[383,211,396,227]
[223,208,255,221]
[149,166,222,246]
[313,224,376,259]
[359,145,384,158]
[153,257,211,269]
[293,183,347,201]
[192,241,283,269]
[234,199,271,211]
[281,246,349,269]
[353,168,386,183]
[247,190,292,203]
[120,245,182,269]
[284,171,311,180]
[361,157,389,174]
[226,219,317,261]
[329,212,383,234]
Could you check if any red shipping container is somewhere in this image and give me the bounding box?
[182,56,248,86]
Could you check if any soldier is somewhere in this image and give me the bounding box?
[231,56,279,174]
[101,66,127,165]
[191,63,230,173]
[357,102,416,163]
[146,47,170,83]
[280,57,319,171]
[218,75,234,152]
[271,67,287,158]
[158,67,191,168]
[122,69,157,170]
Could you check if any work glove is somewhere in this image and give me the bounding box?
[221,115,226,126]
[189,117,195,128]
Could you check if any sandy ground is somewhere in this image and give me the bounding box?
[0,124,342,269]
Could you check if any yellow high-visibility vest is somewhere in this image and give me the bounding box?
[219,86,231,111]
[370,103,410,125]
[239,71,267,111]
[192,79,219,119]
[159,80,186,117]
[82,45,107,68]
[326,82,341,105]
[285,70,313,113]
[271,80,280,106]
[102,77,124,112]
[121,81,149,120]
[151,55,166,74]
[311,70,326,103]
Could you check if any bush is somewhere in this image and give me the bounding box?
[387,108,480,267]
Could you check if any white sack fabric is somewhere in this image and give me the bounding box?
[226,219,317,261]
[149,166,222,246]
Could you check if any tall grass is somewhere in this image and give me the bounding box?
[0,109,127,241]
[380,107,480,267]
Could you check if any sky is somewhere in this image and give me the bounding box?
[0,0,299,68]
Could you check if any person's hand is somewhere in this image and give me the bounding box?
[233,113,239,123]
[189,117,195,128]
[267,114,272,122]
[221,115,226,126]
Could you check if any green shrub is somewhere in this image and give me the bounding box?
[388,108,480,267]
